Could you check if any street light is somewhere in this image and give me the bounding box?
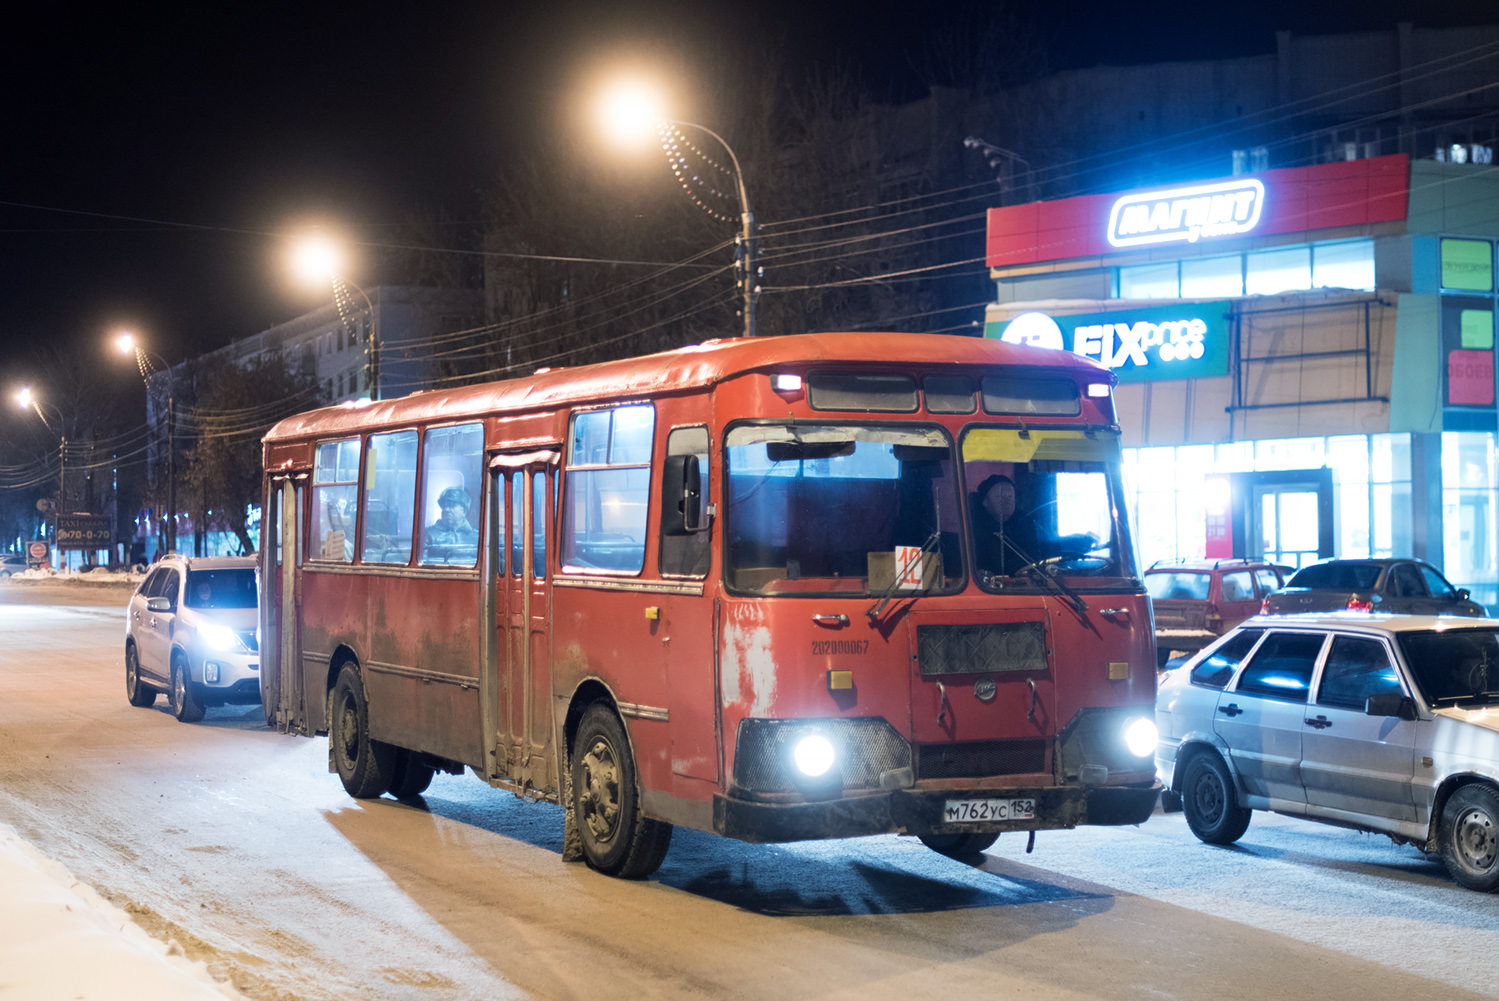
[14,387,66,552]
[291,235,379,400]
[599,81,759,337]
[115,332,177,556]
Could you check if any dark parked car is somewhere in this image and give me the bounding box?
[1145,559,1288,667]
[1262,558,1484,618]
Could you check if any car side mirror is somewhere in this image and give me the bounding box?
[1365,692,1416,720]
[661,454,710,535]
[1457,588,1471,602]
[146,596,171,613]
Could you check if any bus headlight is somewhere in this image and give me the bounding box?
[793,734,835,777]
[1123,717,1158,758]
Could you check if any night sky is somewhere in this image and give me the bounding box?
[1,0,1494,389]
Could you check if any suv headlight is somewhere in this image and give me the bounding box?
[198,623,240,651]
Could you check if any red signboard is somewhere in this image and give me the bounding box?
[1448,349,1496,406]
[986,154,1411,268]
[1203,474,1233,559]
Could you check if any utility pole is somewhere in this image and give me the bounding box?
[739,210,758,338]
[166,394,176,555]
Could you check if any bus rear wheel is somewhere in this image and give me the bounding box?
[330,664,395,799]
[919,833,999,859]
[572,704,672,878]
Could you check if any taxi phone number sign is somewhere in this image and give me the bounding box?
[56,514,112,551]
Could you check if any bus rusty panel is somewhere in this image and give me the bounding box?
[366,575,485,768]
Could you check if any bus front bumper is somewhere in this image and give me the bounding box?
[712,782,1160,844]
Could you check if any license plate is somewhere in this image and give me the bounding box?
[943,797,1035,823]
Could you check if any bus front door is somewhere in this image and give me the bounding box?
[265,475,307,734]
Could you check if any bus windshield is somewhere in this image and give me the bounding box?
[962,427,1137,587]
[725,424,965,595]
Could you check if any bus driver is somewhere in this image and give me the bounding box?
[970,473,1039,577]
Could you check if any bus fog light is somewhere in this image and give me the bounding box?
[1124,717,1158,757]
[793,734,835,777]
[204,662,220,684]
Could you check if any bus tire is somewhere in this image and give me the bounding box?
[919,832,999,859]
[572,704,672,878]
[1181,751,1251,845]
[170,655,205,723]
[330,664,394,799]
[125,643,155,708]
[388,749,436,799]
[1440,783,1499,892]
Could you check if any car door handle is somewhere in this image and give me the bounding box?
[1304,715,1333,730]
[1218,703,1242,717]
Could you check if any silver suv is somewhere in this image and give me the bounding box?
[1157,612,1499,891]
[124,555,260,722]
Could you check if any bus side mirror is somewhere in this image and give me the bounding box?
[1365,692,1416,720]
[662,455,709,535]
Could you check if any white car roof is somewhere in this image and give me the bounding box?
[1238,611,1499,634]
[157,555,256,571]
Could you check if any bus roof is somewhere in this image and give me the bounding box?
[263,331,1111,443]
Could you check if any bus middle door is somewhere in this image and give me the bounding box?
[495,457,558,792]
[265,472,308,734]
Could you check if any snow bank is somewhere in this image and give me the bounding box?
[0,823,242,1000]
[7,567,144,585]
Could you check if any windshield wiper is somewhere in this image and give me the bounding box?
[993,537,1090,616]
[866,530,941,623]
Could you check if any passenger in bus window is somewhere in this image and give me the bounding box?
[970,473,1039,577]
[423,486,478,562]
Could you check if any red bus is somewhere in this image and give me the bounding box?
[259,332,1160,878]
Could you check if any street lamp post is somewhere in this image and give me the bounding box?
[292,237,379,400]
[601,83,759,337]
[15,387,66,560]
[116,333,176,556]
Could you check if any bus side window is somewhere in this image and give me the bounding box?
[511,470,524,577]
[533,470,548,578]
[419,423,484,567]
[360,430,418,565]
[561,404,654,574]
[660,426,710,578]
[311,439,361,562]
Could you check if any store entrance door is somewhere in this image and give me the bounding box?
[1253,483,1322,568]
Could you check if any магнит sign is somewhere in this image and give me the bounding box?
[1107,179,1265,248]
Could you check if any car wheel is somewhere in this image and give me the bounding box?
[125,644,155,708]
[571,704,672,878]
[1441,784,1499,892]
[1181,752,1251,845]
[170,655,205,723]
[388,749,436,799]
[329,664,394,799]
[919,832,1000,859]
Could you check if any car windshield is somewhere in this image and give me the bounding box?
[1397,628,1499,705]
[185,569,257,609]
[1145,572,1211,600]
[1287,563,1381,590]
[725,424,964,595]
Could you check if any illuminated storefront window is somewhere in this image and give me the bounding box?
[1442,432,1499,608]
[1122,433,1412,570]
[1116,238,1374,301]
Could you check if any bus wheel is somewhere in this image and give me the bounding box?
[330,664,395,799]
[1181,751,1251,845]
[170,655,205,723]
[572,704,672,878]
[125,644,155,708]
[388,749,435,799]
[919,833,999,859]
[1441,784,1499,892]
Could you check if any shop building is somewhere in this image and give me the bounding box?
[984,152,1499,607]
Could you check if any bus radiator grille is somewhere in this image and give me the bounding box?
[916,622,1047,676]
[916,738,1048,780]
[732,717,911,795]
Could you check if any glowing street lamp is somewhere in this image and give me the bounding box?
[291,234,379,400]
[113,331,177,555]
[599,79,759,337]
[14,386,67,530]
